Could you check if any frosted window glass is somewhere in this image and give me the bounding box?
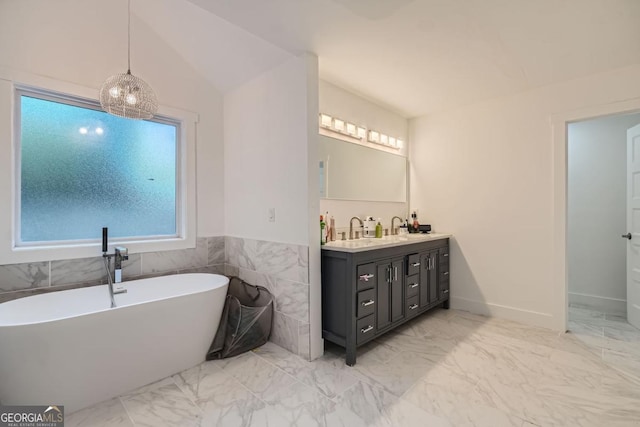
[20,95,177,243]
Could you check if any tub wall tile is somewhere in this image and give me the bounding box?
[298,322,311,361]
[271,311,299,355]
[51,257,106,287]
[272,279,309,323]
[225,236,311,360]
[225,264,239,277]
[178,265,225,275]
[208,236,225,266]
[0,262,48,292]
[141,237,208,274]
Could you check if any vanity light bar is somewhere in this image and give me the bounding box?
[319,113,402,149]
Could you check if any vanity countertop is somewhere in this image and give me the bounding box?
[322,232,451,253]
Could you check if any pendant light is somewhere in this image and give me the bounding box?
[99,0,158,119]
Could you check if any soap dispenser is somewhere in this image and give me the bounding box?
[375,219,383,238]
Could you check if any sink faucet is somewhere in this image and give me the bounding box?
[349,216,364,240]
[101,227,128,308]
[391,216,403,235]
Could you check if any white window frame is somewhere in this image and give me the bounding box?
[0,69,198,264]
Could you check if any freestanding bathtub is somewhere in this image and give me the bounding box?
[0,273,229,413]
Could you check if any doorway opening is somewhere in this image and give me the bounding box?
[566,112,640,381]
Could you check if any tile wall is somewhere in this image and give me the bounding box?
[225,236,311,360]
[0,235,312,360]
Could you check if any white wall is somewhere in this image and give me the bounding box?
[0,0,224,239]
[224,54,318,245]
[409,64,640,330]
[568,114,640,314]
[319,80,409,229]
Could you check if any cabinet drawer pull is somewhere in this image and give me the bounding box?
[359,273,374,281]
[443,289,449,294]
[411,262,420,267]
[409,304,418,310]
[409,283,419,288]
[443,271,449,276]
[443,253,449,257]
[361,325,374,334]
[361,299,375,307]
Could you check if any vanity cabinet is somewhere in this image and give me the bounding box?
[321,237,450,366]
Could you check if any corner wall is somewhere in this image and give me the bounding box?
[224,54,319,359]
[409,64,640,330]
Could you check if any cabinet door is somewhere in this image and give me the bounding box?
[376,263,390,331]
[428,250,439,304]
[419,252,430,307]
[390,259,404,323]
[419,250,439,307]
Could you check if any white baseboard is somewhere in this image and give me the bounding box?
[568,292,626,316]
[450,296,557,330]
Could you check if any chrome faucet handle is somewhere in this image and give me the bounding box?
[115,246,129,260]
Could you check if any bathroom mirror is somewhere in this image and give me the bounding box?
[319,134,407,202]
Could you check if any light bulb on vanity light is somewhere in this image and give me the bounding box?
[397,139,404,149]
[380,134,389,145]
[368,130,380,143]
[333,118,345,132]
[357,127,366,139]
[320,114,332,128]
[346,122,357,136]
[389,137,397,147]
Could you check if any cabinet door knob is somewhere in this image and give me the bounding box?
[361,299,375,307]
[409,304,418,310]
[443,271,449,276]
[411,262,420,267]
[359,273,374,281]
[622,233,632,240]
[409,283,419,288]
[443,289,449,294]
[443,253,449,257]
[361,325,374,334]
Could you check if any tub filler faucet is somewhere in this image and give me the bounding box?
[102,228,128,308]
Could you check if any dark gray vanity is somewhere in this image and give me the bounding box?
[321,234,450,365]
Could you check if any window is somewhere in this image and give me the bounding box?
[17,89,180,245]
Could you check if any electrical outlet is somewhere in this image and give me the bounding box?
[268,207,276,222]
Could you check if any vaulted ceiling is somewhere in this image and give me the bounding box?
[141,0,640,117]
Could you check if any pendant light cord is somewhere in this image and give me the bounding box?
[127,0,131,73]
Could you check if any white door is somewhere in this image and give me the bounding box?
[626,124,640,329]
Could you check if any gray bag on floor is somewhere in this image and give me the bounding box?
[206,276,274,359]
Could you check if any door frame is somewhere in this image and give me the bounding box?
[552,98,640,332]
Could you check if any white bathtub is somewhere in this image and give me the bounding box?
[0,273,229,413]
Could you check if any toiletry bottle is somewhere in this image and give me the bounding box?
[320,215,326,245]
[375,219,383,238]
[325,211,331,242]
[330,216,336,241]
[412,212,420,232]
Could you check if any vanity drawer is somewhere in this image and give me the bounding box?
[357,288,376,318]
[406,274,420,298]
[406,295,420,317]
[356,314,376,344]
[406,253,421,276]
[356,263,376,291]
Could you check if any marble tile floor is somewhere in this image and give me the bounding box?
[67,308,640,427]
[568,304,640,385]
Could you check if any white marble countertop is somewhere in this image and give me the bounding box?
[321,232,451,253]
